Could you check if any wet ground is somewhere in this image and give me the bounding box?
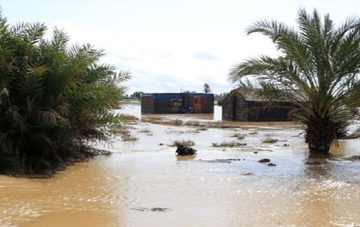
[1,104,360,226]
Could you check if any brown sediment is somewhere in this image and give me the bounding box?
[141,115,302,129]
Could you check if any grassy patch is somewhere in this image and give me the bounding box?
[262,137,279,143]
[111,126,138,141]
[231,133,246,140]
[122,114,139,124]
[212,141,247,147]
[138,128,153,136]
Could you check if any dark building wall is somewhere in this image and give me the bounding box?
[141,95,154,114]
[200,95,215,113]
[246,101,294,121]
[186,94,214,113]
[222,95,248,121]
[222,95,235,120]
[222,91,294,121]
[141,93,214,114]
[153,93,183,114]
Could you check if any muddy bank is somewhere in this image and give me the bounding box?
[141,115,303,130]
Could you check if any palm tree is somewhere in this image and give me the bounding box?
[0,12,128,174]
[230,8,360,155]
[203,83,211,93]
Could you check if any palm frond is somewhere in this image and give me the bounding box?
[230,8,360,153]
[51,27,69,51]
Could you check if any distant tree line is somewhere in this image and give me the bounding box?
[214,93,228,105]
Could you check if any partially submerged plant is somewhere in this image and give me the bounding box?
[262,138,279,144]
[171,140,195,147]
[122,114,139,124]
[212,141,247,147]
[231,134,247,140]
[173,140,196,156]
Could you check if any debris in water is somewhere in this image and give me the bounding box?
[258,158,271,163]
[212,142,247,147]
[198,159,242,163]
[176,145,196,156]
[240,172,254,176]
[173,140,196,156]
[131,207,170,212]
[262,138,279,144]
[231,133,247,140]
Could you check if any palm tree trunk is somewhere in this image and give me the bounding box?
[305,116,335,155]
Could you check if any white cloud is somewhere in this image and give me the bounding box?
[3,0,360,94]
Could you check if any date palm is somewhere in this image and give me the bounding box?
[230,9,360,155]
[0,12,128,174]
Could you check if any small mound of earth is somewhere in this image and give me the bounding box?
[240,172,254,176]
[199,158,243,163]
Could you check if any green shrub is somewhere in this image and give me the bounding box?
[0,12,129,175]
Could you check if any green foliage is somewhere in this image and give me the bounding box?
[0,12,128,174]
[130,91,143,99]
[214,92,227,105]
[230,8,360,154]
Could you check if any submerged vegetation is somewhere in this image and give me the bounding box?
[212,141,247,148]
[231,8,360,155]
[171,140,195,147]
[0,12,128,175]
[262,137,279,144]
[172,140,196,156]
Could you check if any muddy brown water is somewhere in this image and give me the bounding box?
[1,105,360,226]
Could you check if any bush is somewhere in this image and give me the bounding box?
[0,12,129,175]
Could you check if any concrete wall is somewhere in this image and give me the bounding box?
[222,92,294,121]
[222,95,248,121]
[141,95,154,114]
[141,93,214,114]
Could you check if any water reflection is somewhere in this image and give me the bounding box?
[176,154,197,161]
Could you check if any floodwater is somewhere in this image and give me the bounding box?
[1,105,360,227]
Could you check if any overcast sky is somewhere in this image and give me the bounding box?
[1,0,360,94]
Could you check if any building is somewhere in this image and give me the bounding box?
[141,93,214,114]
[222,88,295,121]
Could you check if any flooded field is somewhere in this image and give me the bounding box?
[1,104,360,226]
